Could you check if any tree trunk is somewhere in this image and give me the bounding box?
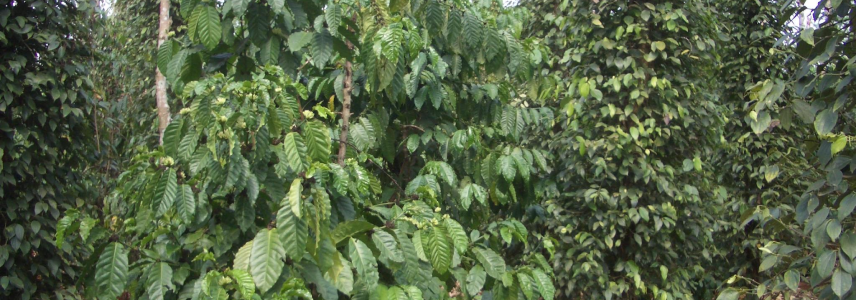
[337,14,356,166]
[156,0,171,145]
[337,59,353,166]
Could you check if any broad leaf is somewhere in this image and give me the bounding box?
[146,262,174,300]
[250,228,286,294]
[95,243,128,300]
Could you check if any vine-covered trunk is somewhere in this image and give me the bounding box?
[155,0,170,144]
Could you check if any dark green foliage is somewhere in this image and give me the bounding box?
[0,0,99,299]
[528,0,726,298]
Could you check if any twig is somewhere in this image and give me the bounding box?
[401,124,425,133]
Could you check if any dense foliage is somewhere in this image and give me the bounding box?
[58,0,557,299]
[4,0,856,299]
[0,1,103,299]
[530,0,726,298]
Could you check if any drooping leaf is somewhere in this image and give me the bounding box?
[373,230,404,263]
[228,269,255,300]
[287,178,302,217]
[153,169,178,217]
[331,221,376,244]
[473,247,505,279]
[278,193,308,260]
[250,228,286,294]
[56,209,79,250]
[444,219,468,254]
[146,262,174,300]
[95,243,129,300]
[176,184,196,223]
[304,121,331,162]
[349,238,379,290]
[196,5,221,50]
[288,32,314,52]
[833,269,852,297]
[311,30,334,67]
[233,240,254,271]
[467,265,486,296]
[424,226,452,274]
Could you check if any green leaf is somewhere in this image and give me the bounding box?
[518,272,534,300]
[511,149,530,183]
[839,195,856,220]
[287,178,302,217]
[716,288,739,300]
[325,2,341,32]
[228,269,255,300]
[311,30,334,67]
[832,135,848,155]
[828,219,843,240]
[157,40,177,75]
[56,209,79,249]
[759,255,777,272]
[276,200,308,261]
[764,165,779,183]
[843,233,856,259]
[818,250,837,278]
[496,155,516,182]
[473,247,505,279]
[95,243,129,300]
[250,228,286,294]
[304,121,331,162]
[146,262,174,300]
[350,238,379,290]
[176,184,195,223]
[463,13,483,49]
[467,265,486,296]
[423,161,457,186]
[800,27,815,46]
[373,230,404,263]
[331,221,375,244]
[288,32,313,52]
[260,36,281,65]
[235,198,255,232]
[444,219,468,254]
[833,269,852,297]
[531,269,555,300]
[425,0,445,34]
[153,169,178,217]
[459,184,473,210]
[233,240,254,271]
[196,5,221,50]
[424,226,452,274]
[751,111,772,135]
[815,109,838,136]
[325,252,354,294]
[784,269,799,292]
[283,133,308,173]
[350,117,377,152]
[226,155,249,190]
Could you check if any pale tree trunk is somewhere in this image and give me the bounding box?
[156,0,171,145]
